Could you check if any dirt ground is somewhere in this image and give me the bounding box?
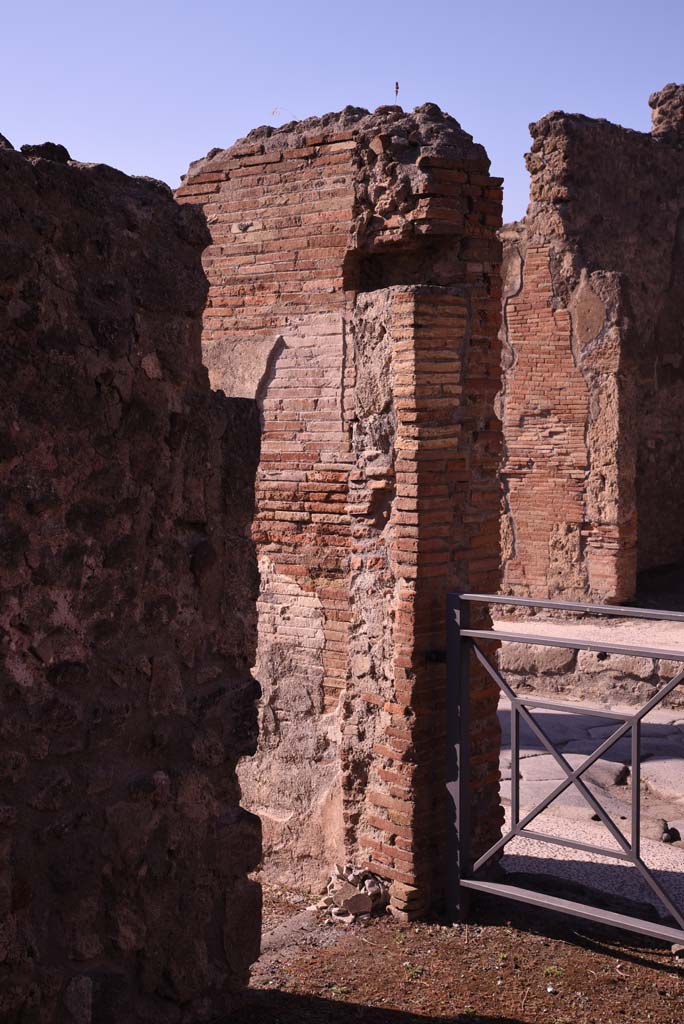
[229,884,684,1024]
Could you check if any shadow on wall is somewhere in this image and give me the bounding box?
[637,561,684,612]
[232,992,528,1024]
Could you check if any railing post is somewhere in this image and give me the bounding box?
[632,721,641,859]
[446,593,471,921]
[511,704,520,827]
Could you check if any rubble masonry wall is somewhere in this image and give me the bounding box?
[0,140,261,1023]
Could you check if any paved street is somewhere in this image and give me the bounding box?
[497,695,684,917]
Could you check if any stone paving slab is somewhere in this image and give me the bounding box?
[497,694,684,919]
[499,777,633,823]
[499,747,573,781]
[518,752,628,787]
[565,737,683,764]
[494,616,684,655]
[498,698,684,766]
[587,722,683,739]
[562,737,639,763]
[498,706,613,747]
[640,758,684,802]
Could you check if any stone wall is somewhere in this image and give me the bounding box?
[178,105,504,915]
[499,636,684,711]
[500,85,684,604]
[0,139,261,1022]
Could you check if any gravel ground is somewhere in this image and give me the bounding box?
[232,621,684,1023]
[232,901,684,1024]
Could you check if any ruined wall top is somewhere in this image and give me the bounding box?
[649,82,684,142]
[182,103,500,272]
[500,85,684,603]
[516,88,684,260]
[1,129,182,186]
[185,102,489,178]
[524,111,649,225]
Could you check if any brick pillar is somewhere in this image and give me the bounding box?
[179,105,503,914]
[350,284,502,917]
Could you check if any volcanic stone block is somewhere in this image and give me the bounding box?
[0,138,261,1022]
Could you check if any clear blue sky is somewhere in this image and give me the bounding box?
[2,0,682,222]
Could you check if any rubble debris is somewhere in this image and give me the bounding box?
[314,865,390,924]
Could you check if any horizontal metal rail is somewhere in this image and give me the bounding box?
[517,828,632,862]
[447,590,684,948]
[513,696,630,720]
[460,591,684,622]
[460,879,684,946]
[460,627,684,662]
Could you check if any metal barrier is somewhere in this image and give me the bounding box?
[447,591,684,944]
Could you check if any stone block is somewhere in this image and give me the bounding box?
[577,651,655,679]
[499,642,576,675]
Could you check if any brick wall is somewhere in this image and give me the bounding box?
[500,85,684,604]
[0,140,261,1023]
[500,232,631,601]
[178,104,503,914]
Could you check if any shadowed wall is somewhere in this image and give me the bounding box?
[0,138,261,1023]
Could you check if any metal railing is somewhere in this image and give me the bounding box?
[446,591,684,945]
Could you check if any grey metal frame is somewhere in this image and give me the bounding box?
[447,591,684,945]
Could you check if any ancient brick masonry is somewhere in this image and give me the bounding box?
[0,140,261,1022]
[178,104,504,916]
[500,85,684,604]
